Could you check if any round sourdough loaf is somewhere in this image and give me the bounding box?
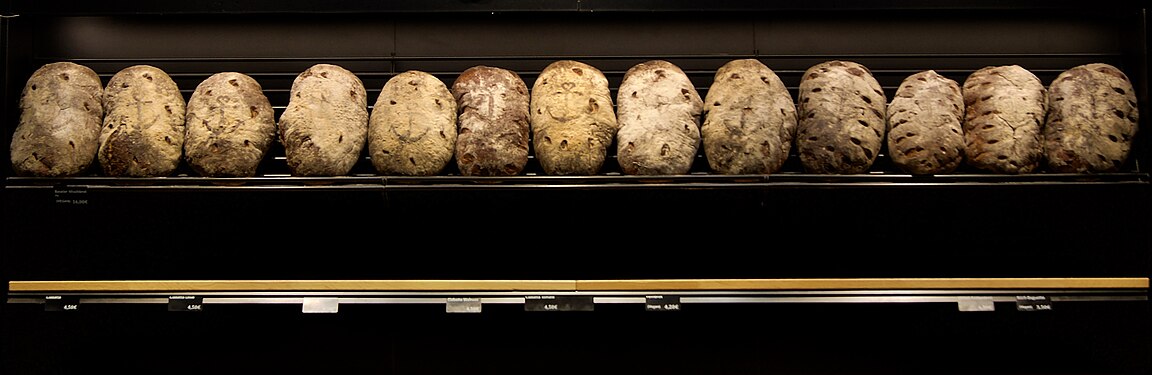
[98,65,186,177]
[451,65,531,176]
[368,70,457,176]
[615,60,703,175]
[961,65,1047,174]
[183,72,276,177]
[279,64,368,176]
[701,59,797,175]
[1044,63,1139,173]
[796,60,887,174]
[530,60,618,175]
[10,62,104,177]
[886,70,966,175]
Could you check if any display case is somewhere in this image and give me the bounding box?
[2,1,1150,374]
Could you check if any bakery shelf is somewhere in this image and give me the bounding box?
[7,278,1147,307]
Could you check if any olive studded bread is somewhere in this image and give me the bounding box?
[278,64,368,176]
[368,70,457,176]
[796,60,887,174]
[183,72,276,177]
[701,58,797,175]
[530,60,619,175]
[961,65,1047,174]
[98,65,186,177]
[10,62,105,177]
[886,70,966,175]
[615,60,703,175]
[1044,63,1139,173]
[451,65,531,176]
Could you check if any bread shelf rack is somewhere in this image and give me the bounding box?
[7,278,1148,309]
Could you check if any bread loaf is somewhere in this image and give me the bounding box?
[1044,63,1139,173]
[701,59,797,175]
[183,72,276,177]
[886,70,966,175]
[98,65,185,177]
[278,64,368,176]
[530,60,618,175]
[961,65,1047,174]
[10,62,104,177]
[368,70,457,176]
[451,65,531,176]
[796,60,887,174]
[615,60,703,175]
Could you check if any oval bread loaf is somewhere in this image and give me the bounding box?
[961,65,1047,174]
[451,65,531,176]
[368,70,457,176]
[886,70,966,175]
[701,59,797,175]
[98,65,186,177]
[530,60,618,175]
[1044,63,1139,173]
[279,64,368,176]
[796,60,887,174]
[615,60,703,175]
[10,62,104,177]
[183,72,276,177]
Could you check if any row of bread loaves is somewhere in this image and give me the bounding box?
[9,60,1139,177]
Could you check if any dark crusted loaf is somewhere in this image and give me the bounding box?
[530,60,619,176]
[99,65,186,177]
[451,65,531,176]
[886,70,966,175]
[183,72,276,177]
[368,70,457,176]
[961,65,1047,174]
[1044,63,1139,173]
[796,60,887,174]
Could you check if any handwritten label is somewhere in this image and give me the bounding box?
[524,296,594,312]
[645,295,681,311]
[1016,296,1052,311]
[168,295,203,312]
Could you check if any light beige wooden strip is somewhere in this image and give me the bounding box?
[8,280,577,292]
[575,278,1150,290]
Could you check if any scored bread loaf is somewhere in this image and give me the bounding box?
[615,60,703,175]
[701,58,797,175]
[451,65,531,176]
[278,63,368,176]
[796,60,887,174]
[1044,63,1139,173]
[368,70,457,176]
[961,65,1047,174]
[530,60,619,175]
[10,62,104,177]
[886,70,966,175]
[183,72,276,177]
[98,65,186,177]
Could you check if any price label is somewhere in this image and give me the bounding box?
[53,185,90,207]
[645,295,681,311]
[957,297,995,312]
[44,295,80,312]
[524,296,594,312]
[168,296,203,312]
[302,298,339,313]
[1015,296,1052,312]
[446,297,482,313]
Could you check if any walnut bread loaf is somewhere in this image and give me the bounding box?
[1044,63,1139,173]
[98,65,186,177]
[10,62,104,177]
[368,70,457,176]
[615,60,703,175]
[183,72,276,177]
[701,58,797,175]
[451,65,531,176]
[886,70,966,175]
[278,64,368,176]
[530,60,618,175]
[796,60,887,174]
[961,65,1047,174]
